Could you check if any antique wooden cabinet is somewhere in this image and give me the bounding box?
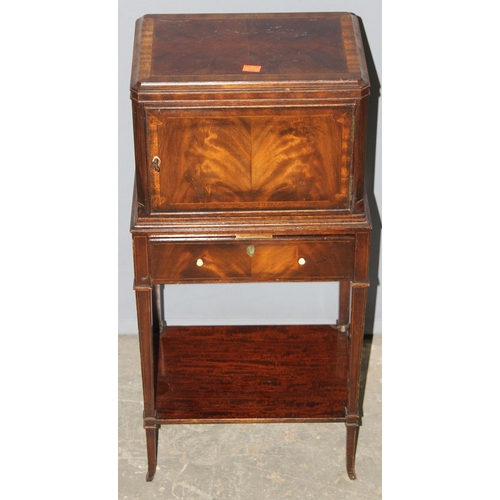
[130,12,371,481]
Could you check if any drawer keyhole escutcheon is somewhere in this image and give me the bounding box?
[196,258,204,267]
[152,156,161,172]
[247,245,255,257]
[298,257,306,265]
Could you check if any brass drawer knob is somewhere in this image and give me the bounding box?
[298,257,306,265]
[196,258,204,267]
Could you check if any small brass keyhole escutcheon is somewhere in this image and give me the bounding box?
[247,245,255,257]
[152,156,161,172]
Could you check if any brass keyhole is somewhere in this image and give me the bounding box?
[247,245,255,257]
[152,156,161,172]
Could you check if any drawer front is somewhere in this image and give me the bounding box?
[149,238,354,283]
[146,107,353,213]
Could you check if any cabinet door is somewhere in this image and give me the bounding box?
[146,107,353,213]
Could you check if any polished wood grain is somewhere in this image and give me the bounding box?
[130,11,370,221]
[153,115,252,207]
[149,241,251,282]
[148,238,354,283]
[146,108,351,212]
[249,238,354,281]
[156,325,349,422]
[132,12,365,84]
[150,16,347,77]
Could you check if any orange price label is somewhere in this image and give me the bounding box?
[242,64,262,73]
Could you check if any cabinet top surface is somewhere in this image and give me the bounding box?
[131,12,369,93]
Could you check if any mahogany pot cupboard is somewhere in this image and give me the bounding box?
[129,12,371,481]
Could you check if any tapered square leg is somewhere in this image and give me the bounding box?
[345,283,369,480]
[346,414,359,480]
[144,421,158,481]
[134,285,158,481]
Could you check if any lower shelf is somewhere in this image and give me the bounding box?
[155,324,349,423]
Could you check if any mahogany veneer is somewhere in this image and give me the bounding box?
[148,237,355,283]
[130,12,371,482]
[156,325,348,422]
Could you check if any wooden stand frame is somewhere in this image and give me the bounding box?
[132,230,370,481]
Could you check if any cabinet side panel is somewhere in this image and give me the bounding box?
[352,97,369,213]
[131,102,148,212]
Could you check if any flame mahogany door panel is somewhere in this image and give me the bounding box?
[146,107,353,213]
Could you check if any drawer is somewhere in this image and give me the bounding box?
[149,238,354,283]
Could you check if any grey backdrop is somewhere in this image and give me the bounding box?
[118,0,382,333]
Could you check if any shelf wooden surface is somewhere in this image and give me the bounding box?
[156,324,349,423]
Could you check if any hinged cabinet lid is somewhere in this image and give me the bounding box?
[130,12,369,96]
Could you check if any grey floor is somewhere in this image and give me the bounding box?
[119,334,381,499]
